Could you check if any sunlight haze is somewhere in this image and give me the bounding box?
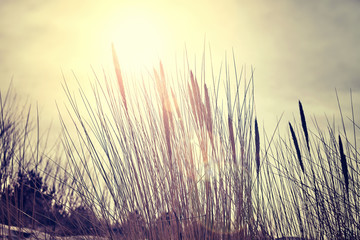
[0,0,359,140]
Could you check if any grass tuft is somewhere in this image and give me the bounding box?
[55,46,360,239]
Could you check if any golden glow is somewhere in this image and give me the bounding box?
[2,0,355,142]
[100,3,170,70]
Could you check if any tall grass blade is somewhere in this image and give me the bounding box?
[111,43,127,112]
[204,83,213,147]
[338,135,349,193]
[255,118,260,176]
[170,88,184,132]
[228,116,236,163]
[289,122,304,173]
[154,67,172,160]
[190,71,204,127]
[299,101,310,152]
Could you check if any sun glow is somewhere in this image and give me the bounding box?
[101,4,170,71]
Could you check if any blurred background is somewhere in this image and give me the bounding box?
[1,0,359,143]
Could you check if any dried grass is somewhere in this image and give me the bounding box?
[289,122,304,173]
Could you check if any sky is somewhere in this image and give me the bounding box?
[1,0,359,143]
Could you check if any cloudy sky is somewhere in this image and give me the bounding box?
[1,0,359,140]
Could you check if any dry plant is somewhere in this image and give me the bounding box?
[59,45,359,240]
[0,84,101,239]
[60,45,268,239]
[264,99,360,239]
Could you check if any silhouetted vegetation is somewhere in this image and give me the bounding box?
[58,47,359,239]
[0,85,103,238]
[1,48,359,239]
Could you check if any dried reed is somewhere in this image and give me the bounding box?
[255,118,260,176]
[338,135,349,193]
[299,101,310,152]
[289,122,304,173]
[204,84,215,152]
[228,116,236,164]
[111,43,127,112]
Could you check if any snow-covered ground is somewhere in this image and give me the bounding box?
[0,224,108,240]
